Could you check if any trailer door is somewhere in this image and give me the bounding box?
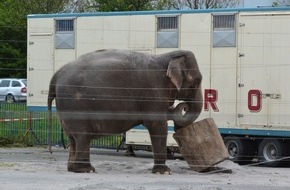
[266,14,290,128]
[27,33,54,107]
[238,13,290,128]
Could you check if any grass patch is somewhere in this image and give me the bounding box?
[0,136,32,147]
[0,103,122,149]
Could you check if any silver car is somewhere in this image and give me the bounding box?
[0,78,27,103]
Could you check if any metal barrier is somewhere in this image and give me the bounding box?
[0,103,122,149]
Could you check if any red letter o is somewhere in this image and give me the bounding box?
[248,90,262,112]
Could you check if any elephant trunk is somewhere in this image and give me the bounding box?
[169,88,203,130]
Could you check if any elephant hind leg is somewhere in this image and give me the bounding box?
[68,134,95,173]
[67,135,76,172]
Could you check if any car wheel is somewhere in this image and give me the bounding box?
[6,94,15,103]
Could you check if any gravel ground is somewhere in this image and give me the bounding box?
[0,147,290,190]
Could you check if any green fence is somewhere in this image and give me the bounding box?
[0,103,122,149]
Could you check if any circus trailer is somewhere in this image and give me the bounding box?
[27,7,290,166]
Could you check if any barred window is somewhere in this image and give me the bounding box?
[56,20,74,32]
[157,17,178,31]
[213,15,235,30]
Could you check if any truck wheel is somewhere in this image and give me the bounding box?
[6,94,15,103]
[258,139,285,167]
[224,137,254,164]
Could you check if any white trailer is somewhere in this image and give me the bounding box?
[27,7,290,166]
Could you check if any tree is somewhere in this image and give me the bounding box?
[64,0,93,12]
[68,0,153,12]
[15,0,71,14]
[91,0,151,12]
[0,1,26,78]
[273,0,290,6]
[154,0,240,10]
[0,0,74,78]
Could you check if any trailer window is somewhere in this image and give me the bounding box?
[56,20,74,32]
[157,16,179,48]
[212,14,236,47]
[55,19,75,49]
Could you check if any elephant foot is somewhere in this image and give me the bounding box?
[67,162,73,172]
[68,162,95,173]
[152,164,171,175]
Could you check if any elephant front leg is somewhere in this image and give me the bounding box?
[69,135,95,173]
[146,121,171,174]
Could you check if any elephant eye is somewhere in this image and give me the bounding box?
[194,78,202,85]
[192,79,201,88]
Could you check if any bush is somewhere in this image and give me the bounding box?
[0,136,14,146]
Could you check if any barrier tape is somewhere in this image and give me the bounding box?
[0,118,44,122]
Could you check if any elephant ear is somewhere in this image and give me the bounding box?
[166,56,185,91]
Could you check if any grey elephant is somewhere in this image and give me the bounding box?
[48,49,203,174]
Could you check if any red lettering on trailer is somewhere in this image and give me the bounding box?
[203,88,263,112]
[248,89,262,112]
[204,89,219,112]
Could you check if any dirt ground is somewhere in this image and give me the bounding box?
[0,147,290,190]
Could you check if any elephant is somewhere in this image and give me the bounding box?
[47,49,203,174]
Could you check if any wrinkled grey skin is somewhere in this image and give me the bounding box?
[48,49,203,174]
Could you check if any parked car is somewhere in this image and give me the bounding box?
[0,78,27,103]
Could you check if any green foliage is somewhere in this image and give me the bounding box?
[0,0,69,78]
[0,1,26,78]
[0,136,14,146]
[12,0,70,14]
[90,0,153,12]
[0,43,26,78]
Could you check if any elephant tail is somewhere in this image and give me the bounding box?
[47,75,57,154]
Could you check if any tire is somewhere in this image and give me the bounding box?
[258,139,286,167]
[224,137,254,165]
[6,94,15,103]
